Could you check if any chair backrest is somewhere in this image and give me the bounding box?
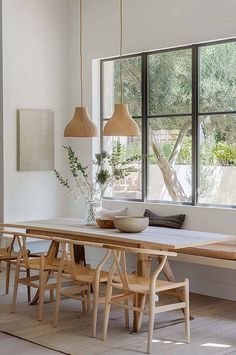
[0,231,17,257]
[0,231,62,267]
[103,244,177,292]
[55,238,111,280]
[0,230,111,275]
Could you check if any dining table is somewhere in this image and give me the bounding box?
[1,217,236,332]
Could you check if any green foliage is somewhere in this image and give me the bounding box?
[108,141,141,181]
[148,137,192,165]
[103,42,236,202]
[114,57,142,117]
[55,141,142,200]
[148,49,192,116]
[212,141,236,166]
[200,115,236,166]
[63,145,89,179]
[112,43,236,171]
[54,169,70,189]
[177,137,192,165]
[94,151,109,166]
[200,42,236,112]
[96,169,110,185]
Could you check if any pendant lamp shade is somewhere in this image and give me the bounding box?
[63,0,98,138]
[103,104,140,136]
[103,0,140,137]
[64,107,98,137]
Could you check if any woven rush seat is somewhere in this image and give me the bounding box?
[20,257,65,270]
[63,264,109,283]
[177,243,236,260]
[113,274,186,294]
[0,248,18,260]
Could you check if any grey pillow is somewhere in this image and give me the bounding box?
[144,209,185,229]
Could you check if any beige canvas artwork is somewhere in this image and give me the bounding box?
[17,109,54,171]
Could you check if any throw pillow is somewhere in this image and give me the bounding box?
[144,209,185,229]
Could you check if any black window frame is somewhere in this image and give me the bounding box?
[100,38,236,208]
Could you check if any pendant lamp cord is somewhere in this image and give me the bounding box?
[119,0,123,104]
[80,0,83,106]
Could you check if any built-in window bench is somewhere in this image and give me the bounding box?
[172,243,236,269]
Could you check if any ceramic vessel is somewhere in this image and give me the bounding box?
[114,216,149,233]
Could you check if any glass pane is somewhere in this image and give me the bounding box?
[199,41,236,113]
[148,49,192,116]
[199,114,236,205]
[102,119,142,199]
[147,116,192,202]
[102,57,142,118]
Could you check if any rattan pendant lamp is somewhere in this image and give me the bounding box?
[103,0,140,136]
[64,0,98,137]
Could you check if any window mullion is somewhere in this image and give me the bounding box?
[192,45,199,206]
[141,53,148,201]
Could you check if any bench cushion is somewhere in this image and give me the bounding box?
[144,209,185,229]
[178,243,236,260]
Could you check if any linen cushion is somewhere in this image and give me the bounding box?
[99,207,128,218]
[144,209,185,229]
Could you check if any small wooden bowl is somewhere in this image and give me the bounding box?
[96,218,115,229]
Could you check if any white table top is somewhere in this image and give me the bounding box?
[1,218,236,250]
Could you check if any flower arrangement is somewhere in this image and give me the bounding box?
[55,141,141,224]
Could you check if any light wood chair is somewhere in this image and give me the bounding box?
[0,234,18,295]
[102,245,190,354]
[9,232,69,321]
[54,239,111,338]
[0,233,31,299]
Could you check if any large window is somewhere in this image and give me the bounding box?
[101,57,142,200]
[147,49,192,202]
[101,39,236,207]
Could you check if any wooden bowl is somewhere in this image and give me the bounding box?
[96,217,115,229]
[114,216,149,233]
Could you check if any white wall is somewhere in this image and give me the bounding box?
[65,0,94,218]
[0,0,3,223]
[69,0,236,300]
[2,0,71,221]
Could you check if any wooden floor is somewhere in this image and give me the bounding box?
[1,269,236,355]
[0,332,63,354]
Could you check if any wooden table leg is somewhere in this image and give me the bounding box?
[132,253,152,332]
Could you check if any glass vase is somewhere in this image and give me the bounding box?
[85,199,101,225]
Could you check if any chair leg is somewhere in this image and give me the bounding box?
[5,261,11,295]
[184,279,190,343]
[54,271,62,327]
[92,281,99,338]
[81,289,87,315]
[26,268,31,302]
[124,299,129,329]
[133,293,145,332]
[102,283,113,341]
[147,292,155,354]
[138,294,147,330]
[87,284,91,314]
[11,262,20,313]
[38,270,47,321]
[50,289,54,303]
